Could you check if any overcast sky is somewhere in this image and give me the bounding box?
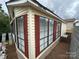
[0,0,9,14]
[0,0,79,19]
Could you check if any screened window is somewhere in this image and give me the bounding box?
[40,17,48,51]
[16,16,25,52]
[56,22,61,39]
[49,20,53,44]
[40,16,54,52]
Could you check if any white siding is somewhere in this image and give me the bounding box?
[61,23,66,36]
[66,22,74,33]
[13,7,61,59]
[14,7,29,17]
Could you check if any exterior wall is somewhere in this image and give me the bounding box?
[27,9,36,59]
[37,37,60,59]
[61,23,66,36]
[14,7,36,59]
[66,22,74,33]
[31,8,61,59]
[14,7,28,17]
[14,7,29,59]
[13,6,61,59]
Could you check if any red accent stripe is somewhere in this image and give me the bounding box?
[35,15,40,57]
[24,15,29,58]
[53,20,57,41]
[48,19,49,45]
[60,23,61,37]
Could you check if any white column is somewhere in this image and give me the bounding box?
[9,33,13,45]
[15,19,18,45]
[2,33,6,42]
[27,9,35,59]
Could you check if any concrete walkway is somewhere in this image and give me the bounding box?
[45,34,71,59]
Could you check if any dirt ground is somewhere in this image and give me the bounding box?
[45,35,71,59]
[6,34,71,59]
[6,43,18,59]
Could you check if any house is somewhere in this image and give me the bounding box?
[7,0,63,59]
[61,21,67,37]
[63,18,75,33]
[74,20,79,26]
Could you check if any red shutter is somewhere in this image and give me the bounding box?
[35,15,40,57]
[24,15,29,58]
[53,20,57,41]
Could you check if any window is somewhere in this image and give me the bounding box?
[49,19,53,44]
[16,16,25,52]
[11,21,16,42]
[56,22,61,39]
[40,16,54,52]
[40,17,48,51]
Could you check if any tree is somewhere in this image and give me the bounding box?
[0,4,10,41]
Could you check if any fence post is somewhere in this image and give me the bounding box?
[2,33,6,43]
[0,34,2,42]
[9,33,13,45]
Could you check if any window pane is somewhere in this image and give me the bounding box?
[40,45,44,51]
[22,46,24,52]
[45,43,47,47]
[40,17,54,52]
[40,31,45,39]
[49,20,53,35]
[49,19,53,44]
[56,22,61,39]
[40,16,48,52]
[49,35,53,44]
[40,39,45,45]
[16,16,24,53]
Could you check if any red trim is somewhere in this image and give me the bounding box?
[24,15,29,58]
[48,19,49,45]
[35,15,40,57]
[53,20,57,41]
[60,23,61,37]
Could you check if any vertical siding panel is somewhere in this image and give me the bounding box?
[35,15,40,57]
[24,15,28,58]
[53,20,57,41]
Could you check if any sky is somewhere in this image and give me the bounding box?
[0,0,9,14]
[0,0,79,19]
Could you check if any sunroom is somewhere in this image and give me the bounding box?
[7,0,62,59]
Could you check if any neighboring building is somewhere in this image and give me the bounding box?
[61,22,67,36]
[74,20,79,26]
[7,0,63,59]
[63,18,75,33]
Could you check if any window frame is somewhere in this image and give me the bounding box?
[16,16,25,53]
[39,16,54,52]
[56,21,61,39]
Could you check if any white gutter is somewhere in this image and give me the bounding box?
[7,0,27,6]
